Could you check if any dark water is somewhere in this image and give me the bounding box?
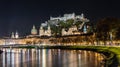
[0,48,104,67]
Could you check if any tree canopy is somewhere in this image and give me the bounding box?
[96,17,120,40]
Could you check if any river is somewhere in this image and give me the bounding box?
[0,48,104,67]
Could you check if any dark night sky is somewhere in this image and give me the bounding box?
[0,0,119,37]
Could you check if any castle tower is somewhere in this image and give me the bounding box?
[31,25,37,35]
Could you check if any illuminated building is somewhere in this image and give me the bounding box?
[62,26,80,36]
[11,32,15,38]
[40,13,89,36]
[39,25,51,36]
[31,25,37,35]
[60,13,89,36]
[11,31,19,38]
[50,13,76,21]
[49,13,88,22]
[39,26,44,36]
[15,31,19,38]
[0,13,92,45]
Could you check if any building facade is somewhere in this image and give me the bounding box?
[62,26,80,36]
[39,26,51,36]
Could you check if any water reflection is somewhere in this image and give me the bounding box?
[0,48,104,67]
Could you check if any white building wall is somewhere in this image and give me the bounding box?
[39,26,51,36]
[62,26,80,36]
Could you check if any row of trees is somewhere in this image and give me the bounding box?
[95,17,120,45]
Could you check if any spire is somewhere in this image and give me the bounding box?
[11,32,15,38]
[15,31,19,38]
[33,25,35,29]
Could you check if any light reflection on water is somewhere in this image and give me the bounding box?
[0,48,104,67]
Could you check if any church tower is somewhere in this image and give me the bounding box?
[31,25,37,35]
[15,31,19,38]
[39,26,44,36]
[11,32,15,38]
[47,25,51,36]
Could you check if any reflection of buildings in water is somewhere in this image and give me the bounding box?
[11,51,14,67]
[23,49,27,67]
[35,49,38,67]
[51,49,61,67]
[2,51,5,67]
[58,49,62,67]
[75,50,104,67]
[37,49,40,67]
[51,50,78,67]
[49,49,104,67]
[42,49,46,67]
[68,50,77,67]
[0,49,104,67]
[16,50,19,67]
[95,53,104,67]
[77,53,81,67]
[7,50,11,67]
[2,49,13,67]
[46,49,52,67]
[28,49,31,67]
[31,49,36,67]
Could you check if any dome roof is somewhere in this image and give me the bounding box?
[31,25,37,35]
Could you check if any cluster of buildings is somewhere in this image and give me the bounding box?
[0,13,90,45]
[11,32,19,38]
[29,13,89,37]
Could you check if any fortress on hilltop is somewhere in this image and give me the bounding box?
[1,13,91,45]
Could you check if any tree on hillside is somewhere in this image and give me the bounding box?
[116,27,120,40]
[50,18,91,36]
[96,17,120,45]
[50,24,62,36]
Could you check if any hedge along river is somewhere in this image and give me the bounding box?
[0,48,104,67]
